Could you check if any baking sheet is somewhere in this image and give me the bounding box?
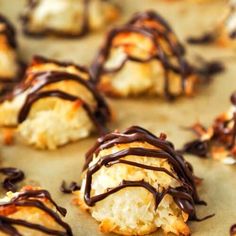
[0,0,236,235]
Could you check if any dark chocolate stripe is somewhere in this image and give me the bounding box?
[187,32,216,45]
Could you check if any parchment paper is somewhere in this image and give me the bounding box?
[0,0,236,235]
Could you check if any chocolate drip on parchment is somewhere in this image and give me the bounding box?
[0,168,25,192]
[181,140,209,158]
[187,32,216,45]
[91,11,192,100]
[20,0,106,37]
[83,126,212,221]
[0,189,73,236]
[60,181,81,194]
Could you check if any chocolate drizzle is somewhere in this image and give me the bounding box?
[60,181,81,194]
[20,0,112,37]
[1,56,110,135]
[91,10,193,99]
[182,140,209,158]
[182,92,236,159]
[83,126,212,221]
[187,32,216,45]
[0,189,73,235]
[0,168,25,192]
[195,60,224,79]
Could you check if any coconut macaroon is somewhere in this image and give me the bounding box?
[21,0,119,37]
[91,10,198,99]
[188,0,236,46]
[0,15,22,94]
[0,186,73,236]
[0,56,110,149]
[183,92,236,165]
[75,126,207,236]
